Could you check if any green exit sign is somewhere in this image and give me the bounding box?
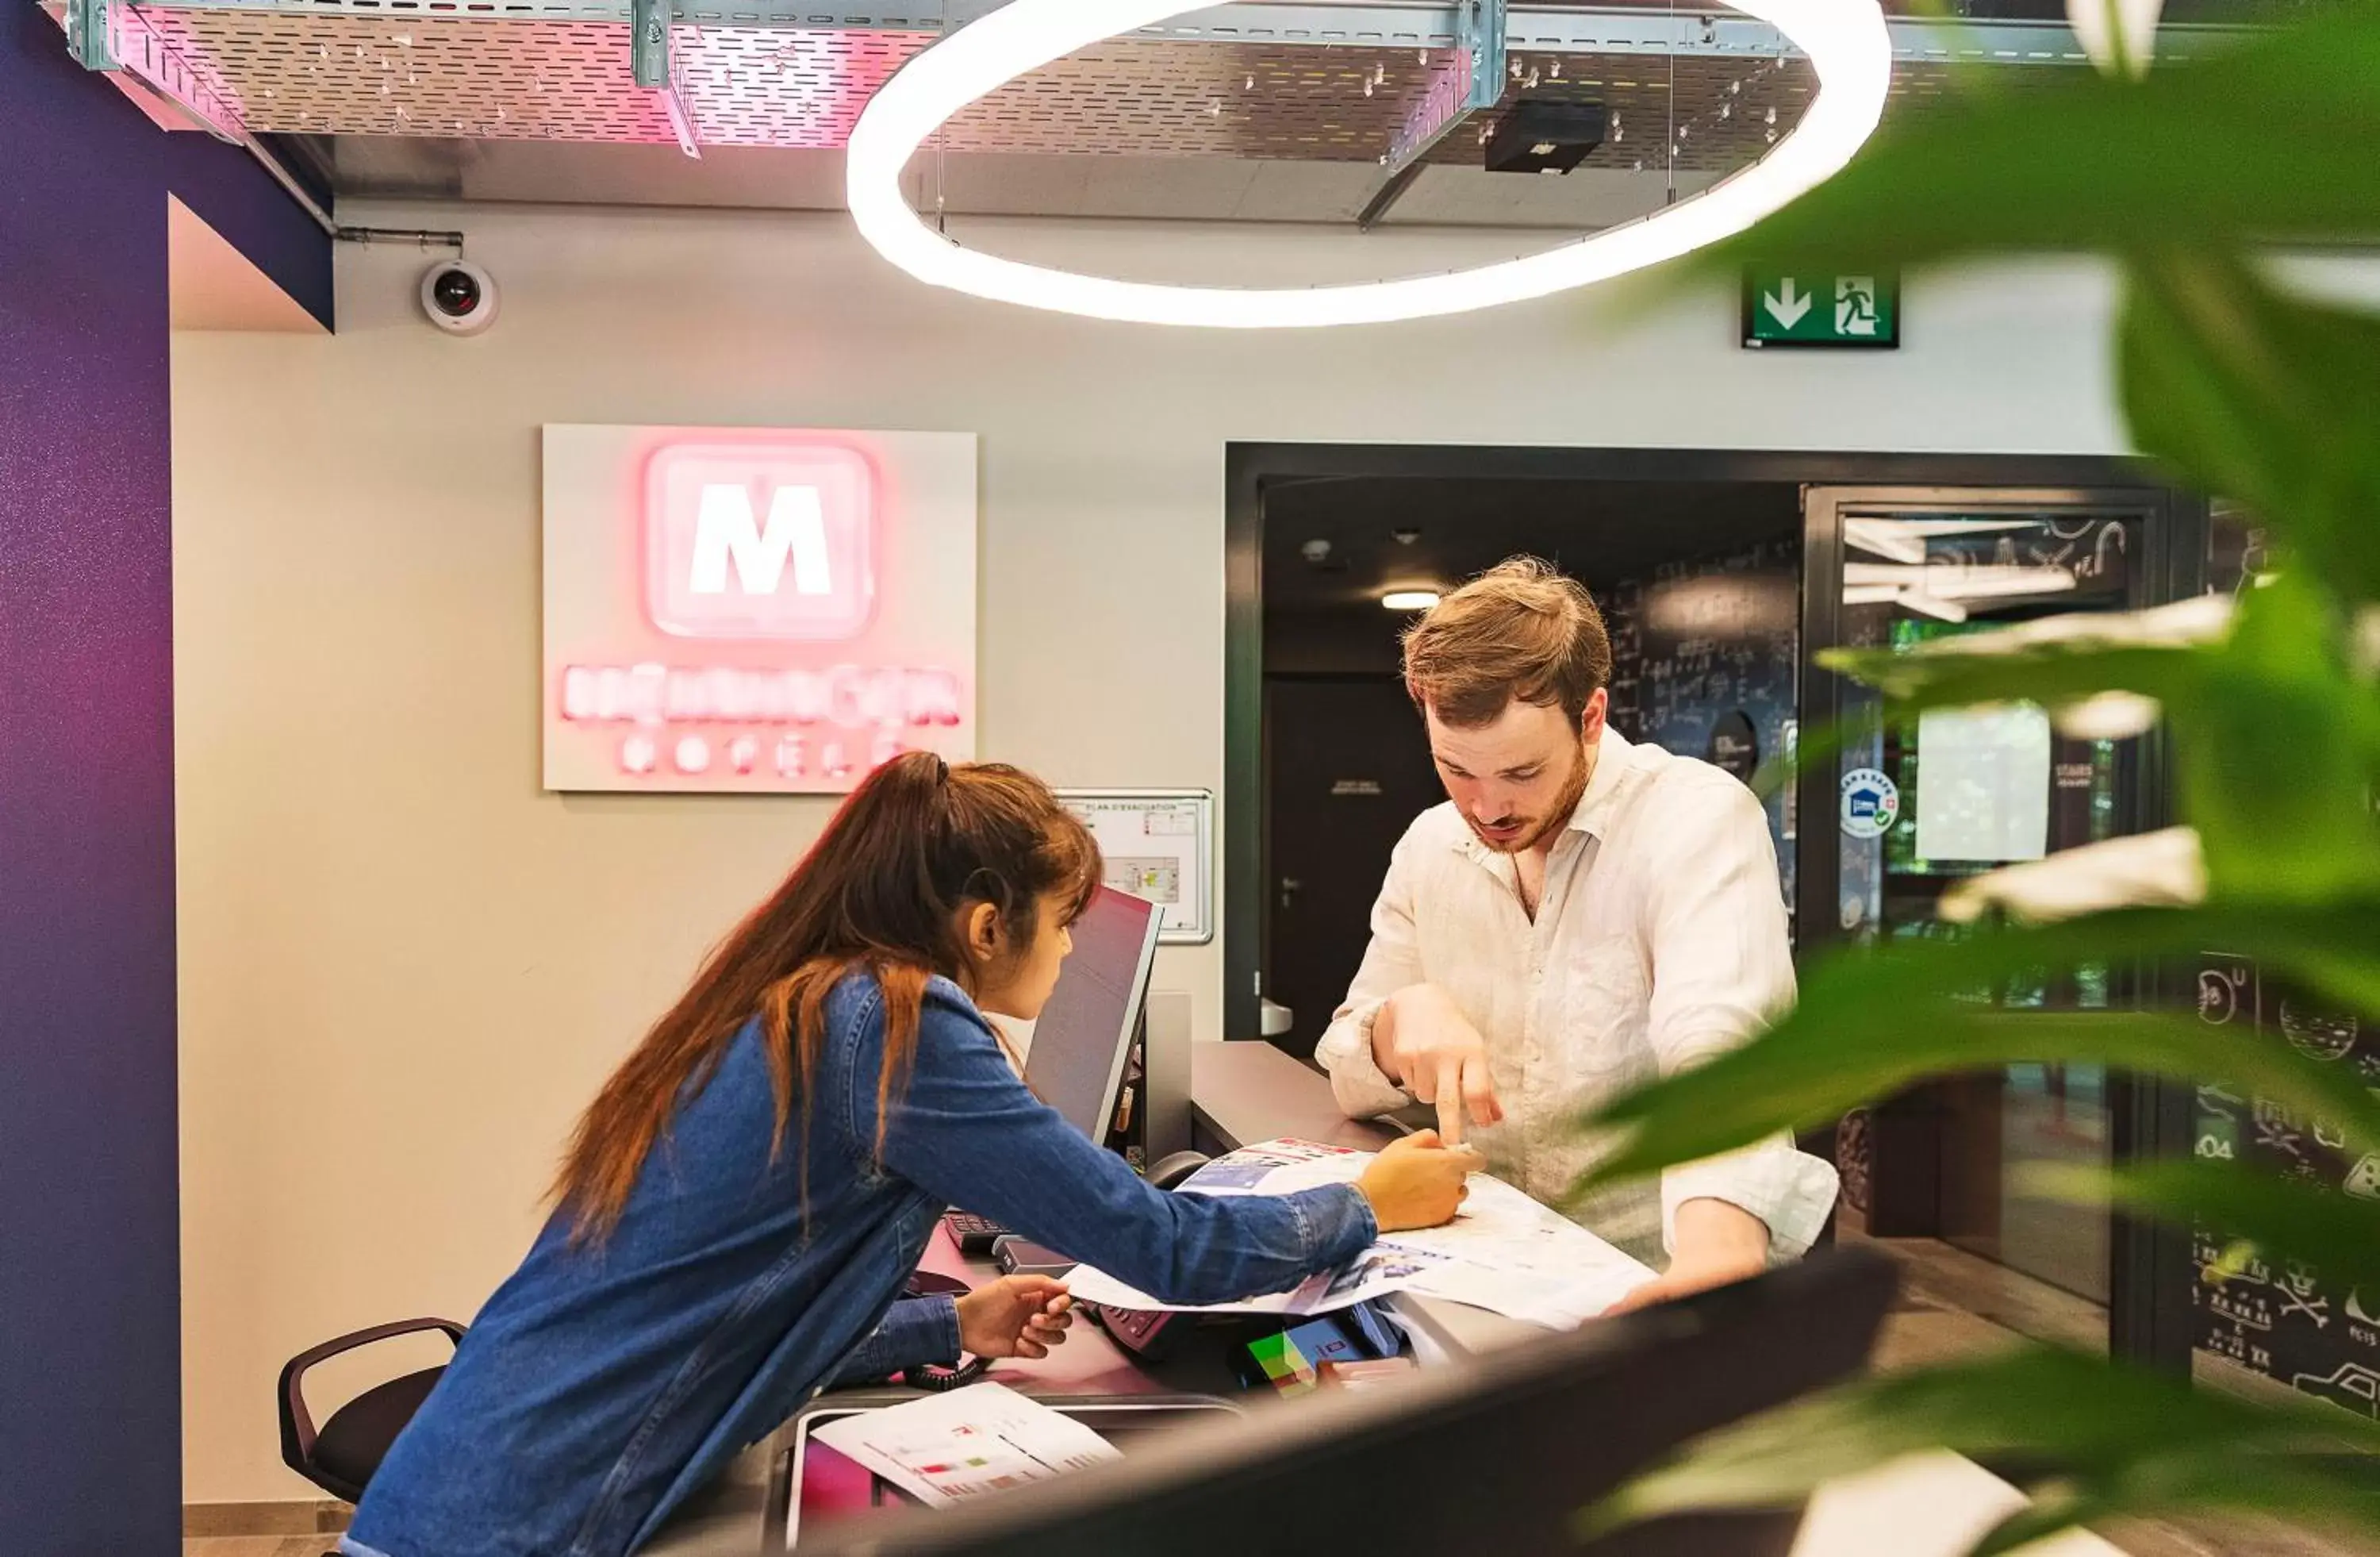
[1741,268,1899,348]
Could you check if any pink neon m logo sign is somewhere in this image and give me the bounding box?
[645,442,877,640]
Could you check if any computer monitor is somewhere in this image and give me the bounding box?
[806,1247,1900,1557]
[1020,886,1162,1144]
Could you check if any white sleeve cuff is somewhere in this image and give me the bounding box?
[1660,1139,1841,1262]
[1313,999,1413,1120]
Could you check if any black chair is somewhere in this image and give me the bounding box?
[278,1318,466,1502]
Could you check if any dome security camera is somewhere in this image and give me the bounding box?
[419,259,499,336]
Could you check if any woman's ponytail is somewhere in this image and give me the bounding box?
[552,753,1100,1239]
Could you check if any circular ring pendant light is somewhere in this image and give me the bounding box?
[846,0,1892,329]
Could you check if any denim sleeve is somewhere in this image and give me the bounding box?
[844,986,1377,1307]
[825,1294,962,1386]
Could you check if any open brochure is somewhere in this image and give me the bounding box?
[808,1381,1122,1507]
[1061,1137,1656,1329]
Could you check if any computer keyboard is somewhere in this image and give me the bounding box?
[943,1210,1011,1255]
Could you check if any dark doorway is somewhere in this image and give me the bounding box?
[1263,678,1442,1058]
[1256,474,1803,1056]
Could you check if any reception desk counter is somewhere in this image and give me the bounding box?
[642,1041,2121,1557]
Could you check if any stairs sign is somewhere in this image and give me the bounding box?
[1742,267,1899,348]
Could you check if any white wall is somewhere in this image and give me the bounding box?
[174,200,2134,1503]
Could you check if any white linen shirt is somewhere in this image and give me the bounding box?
[1313,728,1838,1266]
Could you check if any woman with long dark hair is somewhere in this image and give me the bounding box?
[343,754,1479,1557]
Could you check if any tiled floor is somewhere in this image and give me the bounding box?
[1849,1219,2104,1356]
[2106,1517,2380,1557]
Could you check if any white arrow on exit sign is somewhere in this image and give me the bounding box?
[1762,277,1812,329]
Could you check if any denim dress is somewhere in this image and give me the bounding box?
[342,970,1376,1557]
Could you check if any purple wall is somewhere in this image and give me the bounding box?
[1,13,329,1549]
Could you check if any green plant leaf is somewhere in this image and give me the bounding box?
[2022,1159,2380,1298]
[1677,5,2380,275]
[1816,582,2380,902]
[1583,1344,2380,1546]
[1576,1009,2377,1195]
[2164,572,2380,899]
[1967,1486,2129,1557]
[2121,255,2380,604]
[1967,1451,2380,1557]
[1817,641,2208,717]
[1571,905,2380,1194]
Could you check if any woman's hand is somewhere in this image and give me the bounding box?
[1355,1129,1485,1232]
[954,1274,1075,1359]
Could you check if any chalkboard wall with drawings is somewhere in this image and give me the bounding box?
[2190,952,2380,1419]
[1602,536,1802,914]
[2185,507,2380,1421]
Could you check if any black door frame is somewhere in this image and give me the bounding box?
[1796,482,2206,1374]
[1795,483,2175,944]
[1224,440,2207,1373]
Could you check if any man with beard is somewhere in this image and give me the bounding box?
[1315,557,1837,1311]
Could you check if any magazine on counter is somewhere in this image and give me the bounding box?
[1059,1137,1655,1328]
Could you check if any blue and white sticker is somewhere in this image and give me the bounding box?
[1840,767,1900,840]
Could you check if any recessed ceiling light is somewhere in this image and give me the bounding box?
[845,0,1891,329]
[1382,590,1442,611]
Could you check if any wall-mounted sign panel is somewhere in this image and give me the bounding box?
[1913,703,2052,863]
[543,425,977,794]
[1059,790,1213,944]
[1741,267,1900,349]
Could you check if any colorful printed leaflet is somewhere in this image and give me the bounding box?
[808,1381,1121,1508]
